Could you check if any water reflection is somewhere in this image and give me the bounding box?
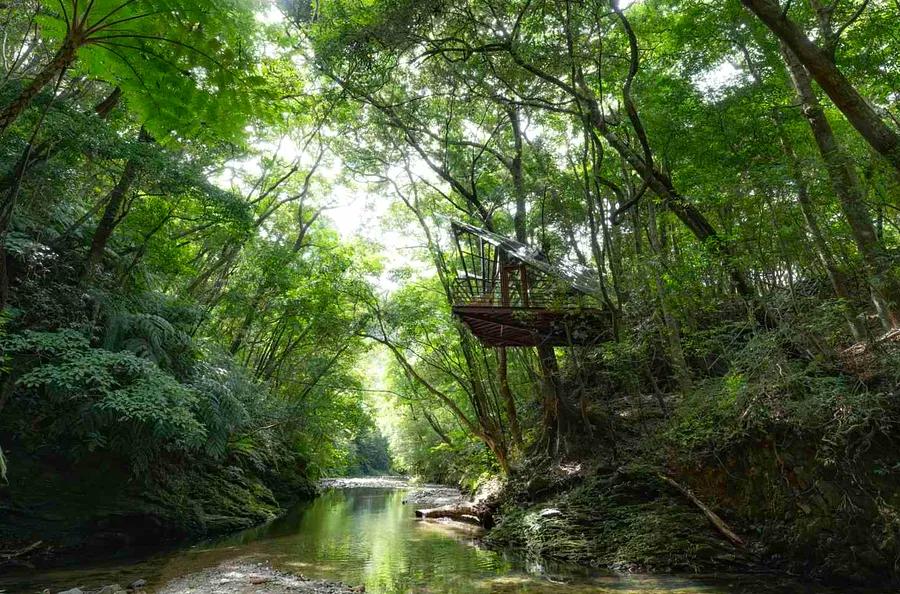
[0,487,846,593]
[251,489,508,593]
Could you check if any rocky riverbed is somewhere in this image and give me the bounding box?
[40,580,147,594]
[156,562,361,594]
[318,476,412,490]
[401,486,465,508]
[43,562,361,594]
[318,476,468,509]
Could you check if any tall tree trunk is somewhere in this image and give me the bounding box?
[741,0,900,172]
[187,243,241,298]
[0,32,79,137]
[508,105,527,243]
[586,104,774,326]
[646,198,691,390]
[582,121,623,325]
[94,86,123,119]
[779,132,866,339]
[782,46,900,328]
[384,336,510,474]
[738,33,867,338]
[83,127,151,278]
[229,223,316,356]
[497,346,522,447]
[421,407,454,447]
[537,342,572,456]
[230,285,266,355]
[397,159,516,470]
[508,104,560,453]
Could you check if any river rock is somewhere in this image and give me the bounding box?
[319,477,410,490]
[57,589,83,594]
[97,585,124,594]
[127,579,147,590]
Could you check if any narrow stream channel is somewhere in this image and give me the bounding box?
[1,485,846,593]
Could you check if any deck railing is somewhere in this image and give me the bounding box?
[451,277,591,310]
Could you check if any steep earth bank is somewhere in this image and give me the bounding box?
[484,393,900,588]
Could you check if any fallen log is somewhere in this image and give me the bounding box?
[657,473,745,547]
[415,504,484,526]
[0,540,43,567]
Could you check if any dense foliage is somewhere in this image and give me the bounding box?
[0,1,383,551]
[2,0,900,583]
[298,0,900,581]
[291,0,900,478]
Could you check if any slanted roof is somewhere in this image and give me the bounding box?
[450,220,602,297]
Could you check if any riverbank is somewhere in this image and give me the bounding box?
[481,352,900,588]
[484,464,750,574]
[156,561,361,594]
[319,476,411,490]
[2,482,872,594]
[27,561,361,594]
[0,452,315,572]
[320,476,468,509]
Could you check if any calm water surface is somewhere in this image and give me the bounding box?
[1,487,844,593]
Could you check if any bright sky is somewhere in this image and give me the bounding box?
[693,61,744,99]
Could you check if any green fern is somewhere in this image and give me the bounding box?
[99,293,197,376]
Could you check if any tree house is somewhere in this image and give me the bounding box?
[450,220,612,347]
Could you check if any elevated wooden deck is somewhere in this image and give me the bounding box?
[449,220,612,348]
[452,303,612,347]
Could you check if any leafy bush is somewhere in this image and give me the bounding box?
[2,330,206,468]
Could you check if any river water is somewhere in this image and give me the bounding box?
[1,485,845,593]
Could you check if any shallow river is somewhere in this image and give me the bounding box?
[1,486,847,593]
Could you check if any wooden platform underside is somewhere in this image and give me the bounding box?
[452,305,611,347]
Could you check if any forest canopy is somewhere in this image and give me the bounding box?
[2,0,900,582]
